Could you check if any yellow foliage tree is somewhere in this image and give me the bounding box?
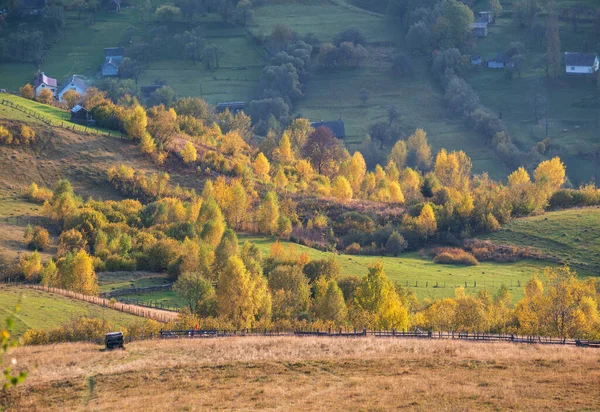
[390,140,407,169]
[332,175,353,200]
[180,141,197,164]
[123,104,148,140]
[253,152,271,180]
[416,203,437,242]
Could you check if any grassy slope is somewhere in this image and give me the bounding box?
[0,285,143,336]
[481,207,600,272]
[468,0,600,184]
[239,234,562,302]
[6,338,600,410]
[252,1,509,178]
[0,9,264,105]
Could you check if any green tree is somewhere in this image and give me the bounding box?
[173,272,215,313]
[546,5,561,80]
[315,280,348,323]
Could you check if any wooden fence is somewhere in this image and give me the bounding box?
[156,328,600,348]
[14,284,178,323]
[1,215,50,227]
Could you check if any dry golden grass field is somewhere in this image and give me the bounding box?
[2,337,600,411]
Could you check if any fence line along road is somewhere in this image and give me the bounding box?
[156,329,600,348]
[12,284,178,323]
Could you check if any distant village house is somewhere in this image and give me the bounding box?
[33,72,57,97]
[101,47,124,77]
[471,21,488,38]
[58,75,87,102]
[564,53,599,75]
[487,52,508,69]
[479,11,493,24]
[310,120,346,139]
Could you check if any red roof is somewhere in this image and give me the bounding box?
[33,72,57,88]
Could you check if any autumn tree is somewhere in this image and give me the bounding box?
[61,90,81,109]
[123,104,147,140]
[269,265,311,320]
[416,203,437,243]
[257,191,280,234]
[37,88,53,104]
[217,256,271,328]
[332,176,353,200]
[352,261,409,330]
[20,252,42,281]
[213,228,239,280]
[253,152,271,180]
[407,129,432,170]
[20,84,35,100]
[390,140,407,169]
[57,249,99,295]
[180,141,197,164]
[303,126,347,176]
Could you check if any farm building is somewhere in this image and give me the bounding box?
[471,55,482,66]
[310,120,346,139]
[216,102,246,114]
[479,11,493,24]
[58,75,87,102]
[471,20,488,38]
[33,72,57,97]
[564,53,599,75]
[101,47,124,77]
[487,53,507,69]
[70,105,90,124]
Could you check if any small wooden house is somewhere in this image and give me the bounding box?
[471,55,482,66]
[479,11,493,24]
[310,120,346,139]
[70,104,89,124]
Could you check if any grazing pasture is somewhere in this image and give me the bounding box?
[4,337,599,410]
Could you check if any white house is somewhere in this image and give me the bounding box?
[58,75,87,102]
[564,52,600,75]
[33,72,57,97]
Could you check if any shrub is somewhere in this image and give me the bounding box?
[0,125,13,144]
[432,248,479,266]
[26,183,53,203]
[19,125,36,144]
[386,231,408,256]
[345,242,361,254]
[27,226,50,250]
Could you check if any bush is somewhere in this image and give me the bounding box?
[432,248,479,266]
[386,231,408,256]
[26,183,53,204]
[25,226,50,250]
[0,125,13,144]
[345,242,361,254]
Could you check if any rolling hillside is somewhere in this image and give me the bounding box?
[0,285,143,335]
[481,207,600,272]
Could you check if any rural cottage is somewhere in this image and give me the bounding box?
[564,53,599,75]
[58,75,87,102]
[33,72,57,97]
